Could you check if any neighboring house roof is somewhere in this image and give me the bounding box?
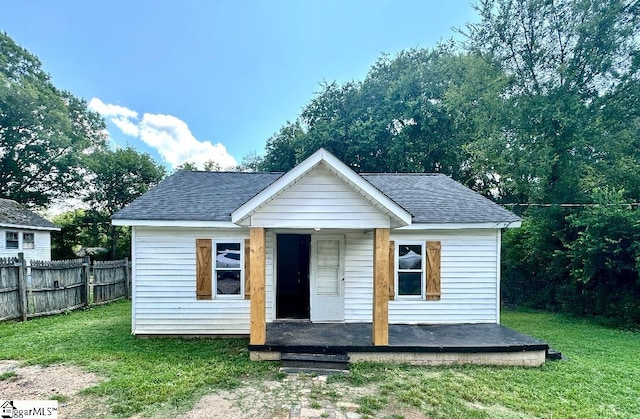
[0,198,59,231]
[112,153,519,227]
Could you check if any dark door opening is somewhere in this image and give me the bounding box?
[276,234,311,319]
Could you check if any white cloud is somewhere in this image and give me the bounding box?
[111,117,140,137]
[88,97,237,170]
[139,113,237,169]
[88,98,138,119]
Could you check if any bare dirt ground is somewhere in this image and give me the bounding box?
[135,373,426,419]
[0,360,109,419]
[1,361,426,418]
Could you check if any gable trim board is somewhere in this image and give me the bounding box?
[114,148,519,342]
[0,223,60,231]
[231,149,412,228]
[112,220,240,228]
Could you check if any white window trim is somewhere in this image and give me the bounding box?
[213,238,244,299]
[22,232,35,249]
[395,241,425,299]
[6,231,19,250]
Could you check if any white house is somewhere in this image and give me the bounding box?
[0,198,59,263]
[112,148,526,350]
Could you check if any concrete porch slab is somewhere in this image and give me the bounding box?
[248,322,549,366]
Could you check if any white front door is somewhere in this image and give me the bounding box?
[310,235,345,322]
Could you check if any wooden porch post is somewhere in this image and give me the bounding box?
[249,227,266,345]
[373,228,389,345]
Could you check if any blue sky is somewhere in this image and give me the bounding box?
[1,0,478,169]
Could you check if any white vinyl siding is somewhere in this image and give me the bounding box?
[0,228,52,263]
[249,167,390,229]
[389,230,499,324]
[133,226,500,334]
[342,230,499,324]
[343,232,374,322]
[133,227,250,335]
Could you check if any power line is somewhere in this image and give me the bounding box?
[502,203,640,207]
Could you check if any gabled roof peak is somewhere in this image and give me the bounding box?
[231,148,413,227]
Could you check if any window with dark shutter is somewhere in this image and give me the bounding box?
[393,240,441,300]
[396,242,424,297]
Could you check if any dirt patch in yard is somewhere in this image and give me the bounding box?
[142,373,426,419]
[0,360,108,419]
[1,362,428,418]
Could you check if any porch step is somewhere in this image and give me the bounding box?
[546,348,567,361]
[280,352,350,373]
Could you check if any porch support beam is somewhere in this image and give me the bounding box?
[249,227,266,345]
[373,228,390,345]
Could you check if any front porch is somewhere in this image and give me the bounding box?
[249,322,549,367]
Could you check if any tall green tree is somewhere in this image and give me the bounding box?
[0,32,107,207]
[260,121,303,172]
[465,0,640,323]
[465,0,640,203]
[261,46,481,179]
[84,147,166,258]
[51,209,108,259]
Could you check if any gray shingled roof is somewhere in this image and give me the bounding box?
[112,170,519,225]
[0,198,58,230]
[112,171,283,221]
[361,173,520,224]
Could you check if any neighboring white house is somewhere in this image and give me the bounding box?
[0,198,60,263]
[112,149,521,344]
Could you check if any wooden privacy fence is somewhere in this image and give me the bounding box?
[93,259,130,305]
[0,256,23,321]
[0,253,130,322]
[30,258,88,318]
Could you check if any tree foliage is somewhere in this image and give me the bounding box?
[257,46,489,184]
[250,0,640,324]
[465,0,640,325]
[465,0,640,204]
[0,32,107,207]
[83,147,166,258]
[51,209,108,259]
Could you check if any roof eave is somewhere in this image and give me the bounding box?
[111,219,240,228]
[396,220,521,230]
[0,222,60,231]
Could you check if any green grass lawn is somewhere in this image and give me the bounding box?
[337,310,640,418]
[0,301,638,418]
[0,301,277,416]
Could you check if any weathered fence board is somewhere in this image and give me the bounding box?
[29,258,87,317]
[93,258,129,305]
[0,257,21,321]
[0,254,130,322]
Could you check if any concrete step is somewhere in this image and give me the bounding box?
[279,367,349,375]
[281,352,350,371]
[546,348,567,361]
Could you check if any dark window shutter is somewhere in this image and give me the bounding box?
[426,241,441,300]
[244,239,251,300]
[196,239,212,300]
[388,240,395,300]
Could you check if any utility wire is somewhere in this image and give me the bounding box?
[502,203,640,207]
